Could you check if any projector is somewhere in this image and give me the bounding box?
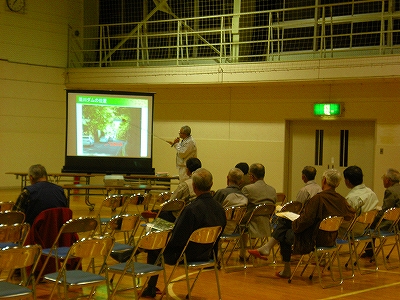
[104,175,125,186]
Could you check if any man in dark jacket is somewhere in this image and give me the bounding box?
[142,168,226,298]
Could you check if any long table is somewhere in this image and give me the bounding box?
[6,172,179,191]
[5,172,95,190]
[63,184,171,210]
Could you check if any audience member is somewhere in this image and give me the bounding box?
[142,168,226,298]
[240,163,277,258]
[342,165,379,236]
[373,168,400,229]
[363,168,400,257]
[172,157,202,205]
[253,169,354,278]
[13,164,68,225]
[249,166,321,260]
[294,166,322,204]
[167,125,197,182]
[213,167,248,208]
[235,162,252,188]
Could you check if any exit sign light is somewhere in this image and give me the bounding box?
[314,103,342,116]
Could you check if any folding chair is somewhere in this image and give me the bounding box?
[150,191,172,210]
[331,214,357,279]
[0,244,42,300]
[36,216,98,283]
[44,236,114,299]
[218,205,247,271]
[0,213,28,254]
[347,209,379,275]
[97,194,127,235]
[288,216,344,288]
[120,193,141,214]
[245,203,275,253]
[0,201,15,212]
[371,207,400,270]
[108,230,171,299]
[142,199,185,224]
[0,222,30,248]
[162,226,223,300]
[0,210,25,225]
[106,214,142,263]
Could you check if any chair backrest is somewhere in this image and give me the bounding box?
[61,217,98,235]
[223,205,247,234]
[356,209,379,225]
[280,201,303,214]
[319,216,344,232]
[248,203,275,222]
[99,194,126,211]
[225,205,247,223]
[276,193,287,205]
[68,236,114,260]
[107,214,141,244]
[156,199,185,218]
[0,223,30,245]
[48,217,98,249]
[374,207,400,232]
[188,226,222,245]
[137,230,171,251]
[348,209,379,238]
[0,211,25,225]
[0,201,15,212]
[158,191,173,204]
[382,207,400,222]
[138,193,153,210]
[108,214,140,232]
[121,194,140,213]
[0,244,42,282]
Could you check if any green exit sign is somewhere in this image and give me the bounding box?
[314,103,342,116]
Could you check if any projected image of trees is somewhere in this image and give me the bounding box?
[81,105,142,157]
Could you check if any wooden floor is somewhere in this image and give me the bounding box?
[2,188,400,299]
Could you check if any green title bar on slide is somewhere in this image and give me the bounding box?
[77,95,148,108]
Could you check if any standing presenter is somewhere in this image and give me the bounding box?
[168,125,197,182]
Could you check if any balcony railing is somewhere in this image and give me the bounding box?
[68,0,400,68]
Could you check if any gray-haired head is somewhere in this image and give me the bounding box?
[28,164,48,183]
[180,125,191,136]
[323,169,341,188]
[384,168,400,183]
[228,168,244,186]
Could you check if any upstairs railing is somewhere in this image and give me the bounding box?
[68,0,400,68]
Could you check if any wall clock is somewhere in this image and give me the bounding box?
[6,0,26,12]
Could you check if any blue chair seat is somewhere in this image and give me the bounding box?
[0,281,32,297]
[109,261,164,275]
[45,270,106,285]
